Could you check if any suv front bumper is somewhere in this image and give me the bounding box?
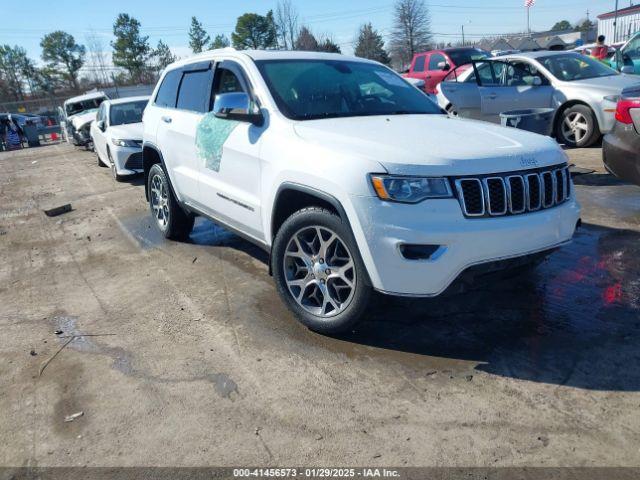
[349,196,580,297]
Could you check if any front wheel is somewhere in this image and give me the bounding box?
[147,163,194,241]
[556,104,600,148]
[271,207,372,334]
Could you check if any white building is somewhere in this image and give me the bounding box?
[598,5,640,43]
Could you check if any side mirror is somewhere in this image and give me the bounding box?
[96,120,105,131]
[213,92,263,126]
[621,65,635,74]
[532,76,542,86]
[437,61,451,71]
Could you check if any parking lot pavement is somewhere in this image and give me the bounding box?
[1,143,639,467]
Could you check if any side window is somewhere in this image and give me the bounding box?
[414,55,426,73]
[155,69,181,108]
[473,62,498,85]
[96,104,105,123]
[624,36,640,60]
[428,53,446,71]
[504,62,549,87]
[176,69,214,113]
[214,68,247,95]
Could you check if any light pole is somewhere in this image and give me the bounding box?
[613,0,619,43]
[462,20,471,46]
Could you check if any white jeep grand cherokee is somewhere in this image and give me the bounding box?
[142,49,580,333]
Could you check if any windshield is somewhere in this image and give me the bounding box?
[109,100,148,126]
[255,59,443,121]
[66,97,105,116]
[538,53,618,81]
[448,49,490,66]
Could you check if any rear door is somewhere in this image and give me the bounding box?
[196,60,265,241]
[407,54,428,83]
[156,63,213,202]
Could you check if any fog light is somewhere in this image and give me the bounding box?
[399,244,441,260]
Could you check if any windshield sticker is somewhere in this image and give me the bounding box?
[196,112,240,172]
[374,71,410,88]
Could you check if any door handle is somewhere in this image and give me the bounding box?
[161,116,172,123]
[488,93,497,100]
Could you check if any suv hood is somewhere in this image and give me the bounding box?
[109,122,143,140]
[293,114,566,176]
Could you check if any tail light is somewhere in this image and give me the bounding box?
[615,98,640,124]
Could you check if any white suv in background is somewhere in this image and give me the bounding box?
[142,49,580,333]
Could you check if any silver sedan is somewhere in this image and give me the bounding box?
[435,51,640,147]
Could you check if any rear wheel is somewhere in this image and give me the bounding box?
[147,163,194,241]
[556,104,600,148]
[272,207,371,334]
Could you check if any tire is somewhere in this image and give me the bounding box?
[147,163,194,241]
[556,104,600,148]
[446,104,458,117]
[271,207,372,334]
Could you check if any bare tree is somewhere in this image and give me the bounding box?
[275,0,299,50]
[389,0,432,68]
[85,31,110,86]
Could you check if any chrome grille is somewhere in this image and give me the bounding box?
[455,165,571,218]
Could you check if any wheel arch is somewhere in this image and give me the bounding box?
[270,183,349,242]
[143,143,167,201]
[552,100,599,139]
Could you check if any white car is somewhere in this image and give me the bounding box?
[60,91,108,146]
[435,51,640,147]
[143,49,580,333]
[91,96,149,181]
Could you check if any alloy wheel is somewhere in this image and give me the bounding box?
[283,226,356,318]
[150,174,169,229]
[561,112,589,144]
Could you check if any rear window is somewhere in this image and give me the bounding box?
[176,70,213,113]
[155,69,181,108]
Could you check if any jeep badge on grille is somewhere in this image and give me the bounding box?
[520,157,539,168]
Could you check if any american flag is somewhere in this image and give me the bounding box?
[525,0,535,6]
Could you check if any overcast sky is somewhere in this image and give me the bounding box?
[0,0,620,62]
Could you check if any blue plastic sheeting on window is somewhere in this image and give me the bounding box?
[196,112,239,172]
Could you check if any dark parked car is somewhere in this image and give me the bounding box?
[603,97,640,186]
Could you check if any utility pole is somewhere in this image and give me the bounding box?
[462,24,465,45]
[614,0,619,43]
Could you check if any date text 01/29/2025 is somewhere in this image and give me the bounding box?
[232,468,401,478]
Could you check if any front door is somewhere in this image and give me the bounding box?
[156,63,213,203]
[196,60,265,241]
[479,60,554,122]
[424,52,450,93]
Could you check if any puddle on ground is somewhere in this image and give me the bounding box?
[48,314,238,399]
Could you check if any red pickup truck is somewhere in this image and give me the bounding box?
[403,47,490,94]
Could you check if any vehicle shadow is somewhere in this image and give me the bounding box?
[331,223,640,391]
[572,172,629,187]
[124,213,640,391]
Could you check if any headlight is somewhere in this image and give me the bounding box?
[111,138,139,147]
[370,175,452,203]
[603,95,620,103]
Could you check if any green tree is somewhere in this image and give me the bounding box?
[231,11,277,50]
[354,23,390,64]
[318,37,341,53]
[210,34,230,49]
[0,45,31,100]
[189,16,210,53]
[294,26,318,51]
[551,20,572,31]
[40,31,85,90]
[111,13,151,83]
[576,19,595,33]
[153,40,176,71]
